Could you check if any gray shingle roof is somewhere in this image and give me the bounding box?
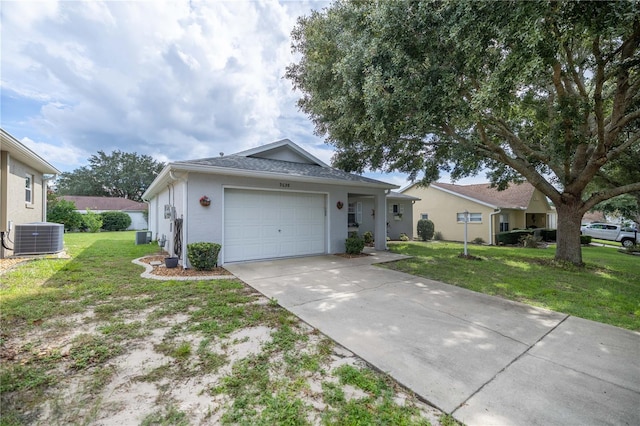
[174,155,393,186]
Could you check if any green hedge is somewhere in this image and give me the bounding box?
[497,229,557,245]
[496,230,534,245]
[187,242,222,270]
[580,235,592,245]
[100,211,132,231]
[345,234,365,255]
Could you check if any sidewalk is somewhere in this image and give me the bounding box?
[226,251,640,425]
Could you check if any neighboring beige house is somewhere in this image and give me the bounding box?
[60,195,149,230]
[1,128,60,258]
[401,182,556,245]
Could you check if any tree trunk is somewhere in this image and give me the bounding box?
[554,201,584,266]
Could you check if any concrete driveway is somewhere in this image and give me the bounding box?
[225,250,640,425]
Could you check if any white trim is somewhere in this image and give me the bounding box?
[432,184,498,209]
[0,129,60,174]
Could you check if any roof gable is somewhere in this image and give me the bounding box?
[404,181,540,210]
[234,139,328,167]
[143,139,397,200]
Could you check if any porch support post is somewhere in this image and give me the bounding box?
[374,192,387,250]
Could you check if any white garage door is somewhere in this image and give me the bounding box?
[224,189,326,262]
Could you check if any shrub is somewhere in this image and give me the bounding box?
[417,219,434,241]
[345,234,365,255]
[496,230,533,245]
[363,231,374,245]
[580,235,592,245]
[399,233,410,241]
[48,199,83,231]
[82,210,103,233]
[540,229,557,242]
[433,231,443,241]
[100,211,132,231]
[521,234,542,248]
[187,242,222,270]
[472,237,485,245]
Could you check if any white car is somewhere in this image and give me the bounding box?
[580,223,639,247]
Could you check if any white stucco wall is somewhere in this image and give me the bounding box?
[147,172,389,266]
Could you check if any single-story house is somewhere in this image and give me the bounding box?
[59,195,148,230]
[142,139,400,266]
[1,128,61,258]
[401,181,556,245]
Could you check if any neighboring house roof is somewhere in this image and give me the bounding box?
[60,196,147,211]
[1,128,60,175]
[403,181,538,210]
[582,211,607,223]
[387,191,420,201]
[143,139,397,200]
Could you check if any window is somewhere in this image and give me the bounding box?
[420,213,429,220]
[25,174,33,203]
[457,212,482,223]
[348,202,362,226]
[499,214,509,232]
[389,204,404,215]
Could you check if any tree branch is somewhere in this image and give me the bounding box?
[583,182,640,212]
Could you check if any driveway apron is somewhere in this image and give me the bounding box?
[225,252,640,426]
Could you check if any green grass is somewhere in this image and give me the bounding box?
[1,232,441,425]
[386,241,639,330]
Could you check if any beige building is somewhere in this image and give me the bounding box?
[401,182,556,245]
[1,129,60,258]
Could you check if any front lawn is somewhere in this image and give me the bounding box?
[0,232,448,425]
[386,241,639,331]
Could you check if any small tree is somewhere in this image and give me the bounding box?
[417,219,435,241]
[82,210,103,233]
[100,211,132,231]
[47,199,82,231]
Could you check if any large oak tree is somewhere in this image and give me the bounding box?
[287,0,640,265]
[57,150,164,202]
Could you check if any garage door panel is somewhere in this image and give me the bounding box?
[224,189,326,262]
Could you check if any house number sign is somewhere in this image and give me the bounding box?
[279,183,290,188]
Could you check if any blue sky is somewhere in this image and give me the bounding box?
[1,0,484,189]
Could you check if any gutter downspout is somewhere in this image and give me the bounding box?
[169,170,188,267]
[489,208,501,245]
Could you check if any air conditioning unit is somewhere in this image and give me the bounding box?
[13,223,64,256]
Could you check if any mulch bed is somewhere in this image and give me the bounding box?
[138,255,232,277]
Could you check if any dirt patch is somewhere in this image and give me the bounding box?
[138,255,232,277]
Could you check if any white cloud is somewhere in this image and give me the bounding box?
[3,0,483,189]
[20,137,87,169]
[1,0,328,171]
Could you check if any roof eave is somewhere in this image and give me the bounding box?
[431,183,498,209]
[142,163,397,200]
[1,129,61,175]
